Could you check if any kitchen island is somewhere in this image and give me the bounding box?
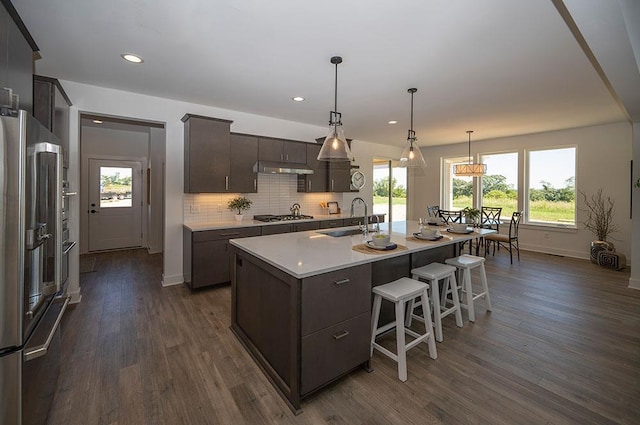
[229,221,493,413]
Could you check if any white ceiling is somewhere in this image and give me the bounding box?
[15,0,630,147]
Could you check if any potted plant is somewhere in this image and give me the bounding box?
[228,196,252,221]
[462,207,481,227]
[579,188,618,263]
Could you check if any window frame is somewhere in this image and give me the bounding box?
[524,145,577,228]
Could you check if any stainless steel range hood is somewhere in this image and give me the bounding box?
[253,161,314,175]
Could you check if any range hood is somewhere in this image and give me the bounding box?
[253,161,314,175]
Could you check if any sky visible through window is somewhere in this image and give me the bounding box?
[528,148,575,189]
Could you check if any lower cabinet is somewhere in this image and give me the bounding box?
[184,226,261,289]
[261,223,293,235]
[318,219,344,229]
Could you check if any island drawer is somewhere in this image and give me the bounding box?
[193,227,261,242]
[301,312,370,395]
[293,221,320,232]
[301,264,371,335]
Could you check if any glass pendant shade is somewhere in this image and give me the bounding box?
[453,130,486,177]
[318,56,352,162]
[318,124,352,161]
[398,88,426,168]
[399,139,426,168]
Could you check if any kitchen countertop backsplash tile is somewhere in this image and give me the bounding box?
[184,173,360,225]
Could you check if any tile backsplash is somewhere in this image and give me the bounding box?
[184,173,352,223]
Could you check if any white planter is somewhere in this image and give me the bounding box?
[235,214,244,221]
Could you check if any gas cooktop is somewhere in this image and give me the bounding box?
[253,214,314,222]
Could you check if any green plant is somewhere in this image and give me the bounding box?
[462,207,481,225]
[579,188,617,241]
[227,196,252,215]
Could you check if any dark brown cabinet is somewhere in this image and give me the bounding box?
[1,1,37,115]
[293,221,320,232]
[328,162,352,192]
[182,115,259,193]
[229,133,258,193]
[33,76,72,167]
[261,223,292,235]
[183,226,261,289]
[318,219,344,229]
[258,137,306,164]
[297,144,328,193]
[183,114,233,193]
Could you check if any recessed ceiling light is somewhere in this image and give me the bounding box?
[93,120,103,124]
[292,96,305,102]
[388,120,398,124]
[121,53,144,63]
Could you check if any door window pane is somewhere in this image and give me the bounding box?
[480,152,518,213]
[100,167,133,208]
[527,147,576,225]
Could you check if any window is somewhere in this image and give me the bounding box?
[527,147,576,226]
[373,159,407,222]
[99,166,133,208]
[480,152,518,213]
[443,156,473,210]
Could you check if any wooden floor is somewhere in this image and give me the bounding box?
[48,249,640,425]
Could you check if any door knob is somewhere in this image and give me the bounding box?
[90,209,99,213]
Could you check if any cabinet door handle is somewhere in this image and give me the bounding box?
[333,278,350,285]
[220,232,240,236]
[333,330,349,340]
[254,179,257,191]
[285,153,289,161]
[331,179,335,192]
[308,180,311,192]
[225,176,229,190]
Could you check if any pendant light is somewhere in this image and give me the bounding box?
[317,56,353,162]
[453,130,487,176]
[398,88,426,168]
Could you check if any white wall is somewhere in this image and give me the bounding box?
[409,122,634,261]
[148,127,165,254]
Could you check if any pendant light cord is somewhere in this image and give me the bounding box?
[467,130,473,162]
[334,61,338,114]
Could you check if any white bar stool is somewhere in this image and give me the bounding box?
[371,277,438,382]
[407,263,463,342]
[445,254,492,322]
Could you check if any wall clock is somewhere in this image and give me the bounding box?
[350,169,366,190]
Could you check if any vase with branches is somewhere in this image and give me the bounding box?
[579,188,618,263]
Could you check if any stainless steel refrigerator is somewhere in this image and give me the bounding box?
[1,110,69,425]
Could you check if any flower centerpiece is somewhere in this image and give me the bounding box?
[228,196,252,221]
[579,188,618,263]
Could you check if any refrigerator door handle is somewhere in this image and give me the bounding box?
[23,296,69,362]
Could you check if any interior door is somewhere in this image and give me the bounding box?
[88,159,142,251]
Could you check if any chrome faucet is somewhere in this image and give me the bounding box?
[350,197,369,236]
[373,214,381,233]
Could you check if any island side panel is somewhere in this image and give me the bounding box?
[230,248,301,411]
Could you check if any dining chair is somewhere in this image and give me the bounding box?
[426,205,440,221]
[480,206,502,232]
[484,211,523,264]
[438,209,462,224]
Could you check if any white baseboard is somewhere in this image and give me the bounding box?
[67,288,83,304]
[629,277,640,290]
[162,273,183,287]
[520,243,588,260]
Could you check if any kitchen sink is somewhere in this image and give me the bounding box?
[318,228,375,237]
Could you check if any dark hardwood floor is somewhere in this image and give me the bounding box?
[48,248,640,425]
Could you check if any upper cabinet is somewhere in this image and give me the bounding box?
[183,114,233,193]
[297,143,327,193]
[182,114,258,193]
[258,137,306,164]
[1,1,38,115]
[33,75,72,167]
[229,133,258,193]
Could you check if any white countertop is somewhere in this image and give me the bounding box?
[229,221,494,279]
[183,213,379,231]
